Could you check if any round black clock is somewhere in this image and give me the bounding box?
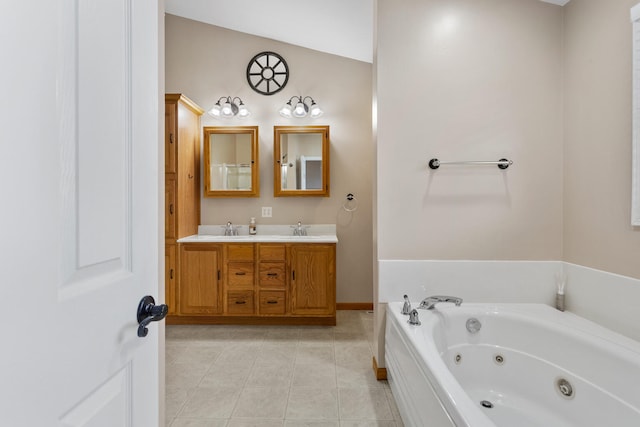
[246,51,289,95]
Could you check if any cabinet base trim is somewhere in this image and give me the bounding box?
[372,357,388,380]
[336,302,373,310]
[166,315,336,326]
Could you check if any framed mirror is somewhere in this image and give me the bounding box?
[274,125,330,197]
[203,126,259,197]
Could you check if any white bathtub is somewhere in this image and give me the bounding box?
[385,302,640,427]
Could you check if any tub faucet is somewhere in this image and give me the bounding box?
[401,295,412,315]
[419,295,463,310]
[408,309,421,325]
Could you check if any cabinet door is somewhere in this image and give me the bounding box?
[179,244,222,314]
[165,102,177,174]
[165,244,177,315]
[176,102,200,237]
[290,244,336,316]
[165,178,176,239]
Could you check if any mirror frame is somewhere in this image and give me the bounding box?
[274,125,330,197]
[203,126,260,198]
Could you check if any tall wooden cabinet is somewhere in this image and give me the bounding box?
[165,94,203,317]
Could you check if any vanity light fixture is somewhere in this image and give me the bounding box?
[278,96,323,119]
[208,96,251,119]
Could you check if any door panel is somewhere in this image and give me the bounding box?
[1,0,161,425]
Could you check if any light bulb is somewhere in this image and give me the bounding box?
[221,101,233,117]
[293,101,307,118]
[237,103,250,118]
[208,103,222,118]
[309,102,323,118]
[279,102,293,118]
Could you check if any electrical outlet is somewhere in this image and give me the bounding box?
[261,207,272,217]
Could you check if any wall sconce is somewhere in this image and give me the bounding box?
[208,96,251,119]
[278,96,323,118]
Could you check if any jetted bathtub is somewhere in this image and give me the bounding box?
[385,301,640,427]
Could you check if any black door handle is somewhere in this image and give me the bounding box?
[137,295,168,337]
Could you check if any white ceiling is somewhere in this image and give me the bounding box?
[164,0,375,63]
[164,0,570,65]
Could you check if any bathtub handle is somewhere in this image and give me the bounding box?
[408,309,421,326]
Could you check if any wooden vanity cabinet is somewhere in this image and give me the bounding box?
[257,244,287,315]
[164,94,203,318]
[169,241,336,325]
[224,244,256,314]
[179,244,223,315]
[290,244,336,316]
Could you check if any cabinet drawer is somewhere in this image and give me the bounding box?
[259,262,285,288]
[259,291,286,315]
[227,262,254,287]
[227,291,255,314]
[258,244,285,261]
[227,244,254,261]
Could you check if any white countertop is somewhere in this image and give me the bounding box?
[177,224,338,244]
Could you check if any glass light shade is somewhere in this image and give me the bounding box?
[279,102,293,118]
[208,103,222,118]
[221,101,234,117]
[237,103,251,118]
[309,102,323,118]
[293,101,308,118]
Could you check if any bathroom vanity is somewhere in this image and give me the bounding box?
[167,226,337,325]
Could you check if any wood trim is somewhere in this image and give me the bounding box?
[166,314,336,326]
[372,357,388,381]
[165,93,204,115]
[336,302,373,310]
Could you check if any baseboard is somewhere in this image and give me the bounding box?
[372,356,387,380]
[337,302,374,310]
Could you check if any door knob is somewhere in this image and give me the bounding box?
[136,295,168,337]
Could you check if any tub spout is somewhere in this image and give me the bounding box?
[418,295,463,310]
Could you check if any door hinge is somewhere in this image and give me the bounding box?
[217,270,221,280]
[169,133,174,144]
[170,268,174,280]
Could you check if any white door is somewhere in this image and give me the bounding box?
[0,0,162,426]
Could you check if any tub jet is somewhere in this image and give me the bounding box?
[480,400,494,409]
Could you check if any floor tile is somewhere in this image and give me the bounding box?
[178,386,241,418]
[232,386,289,418]
[170,418,228,427]
[165,311,403,427]
[292,363,337,388]
[286,388,339,420]
[337,388,393,421]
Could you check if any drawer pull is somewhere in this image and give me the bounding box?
[235,272,246,276]
[267,273,278,277]
[266,300,278,304]
[235,300,247,305]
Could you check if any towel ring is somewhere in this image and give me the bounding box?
[343,193,358,212]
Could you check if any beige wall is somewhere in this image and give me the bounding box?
[376,0,564,261]
[165,14,374,302]
[563,0,640,280]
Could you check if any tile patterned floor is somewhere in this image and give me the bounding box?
[165,311,404,427]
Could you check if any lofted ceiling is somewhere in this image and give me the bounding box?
[165,0,570,65]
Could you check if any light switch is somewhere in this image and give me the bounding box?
[261,207,272,217]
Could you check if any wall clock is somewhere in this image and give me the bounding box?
[246,51,289,95]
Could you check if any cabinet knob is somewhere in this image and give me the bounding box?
[266,300,278,304]
[267,273,278,277]
[235,300,247,305]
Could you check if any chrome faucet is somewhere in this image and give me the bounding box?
[401,294,412,315]
[291,221,308,236]
[418,295,463,310]
[408,309,421,325]
[222,221,238,236]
